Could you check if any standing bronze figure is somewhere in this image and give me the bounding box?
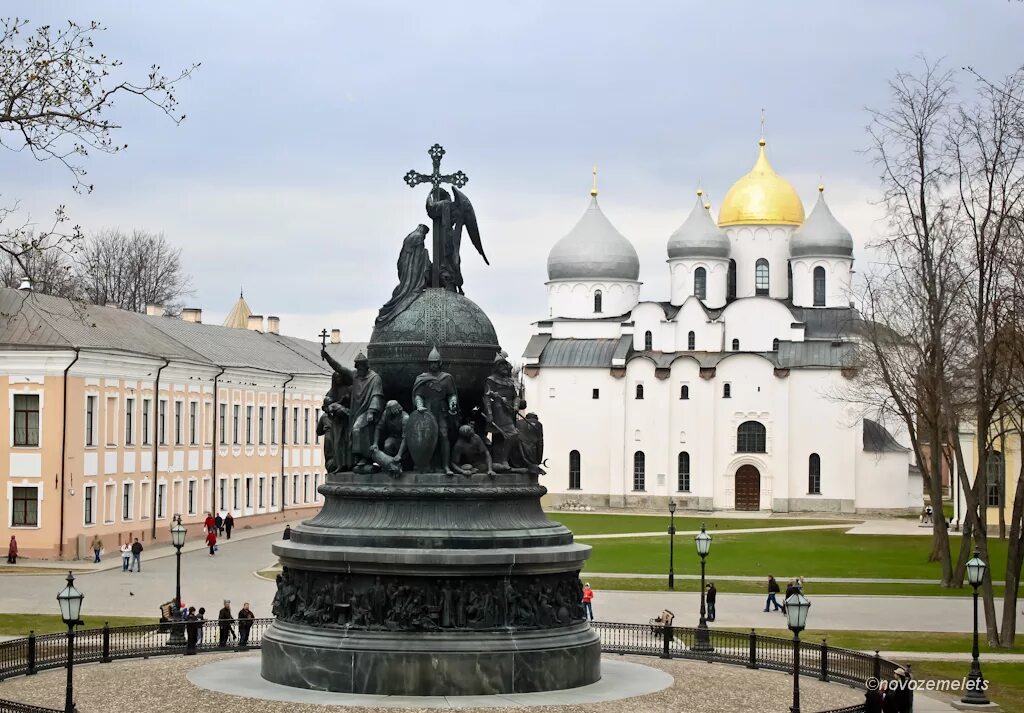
[412,346,459,474]
[482,353,523,473]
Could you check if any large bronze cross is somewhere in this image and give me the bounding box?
[404,144,468,288]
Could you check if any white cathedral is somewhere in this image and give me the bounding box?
[522,139,923,514]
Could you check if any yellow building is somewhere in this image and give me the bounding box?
[1,287,362,559]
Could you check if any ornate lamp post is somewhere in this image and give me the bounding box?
[785,590,811,713]
[962,549,991,706]
[168,515,188,646]
[56,571,84,713]
[667,500,677,590]
[693,523,713,652]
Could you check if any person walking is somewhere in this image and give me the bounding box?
[129,538,143,572]
[764,575,782,612]
[185,607,199,652]
[706,582,717,622]
[581,582,595,621]
[224,513,234,539]
[206,528,217,556]
[218,600,233,647]
[782,579,798,615]
[214,512,224,536]
[196,607,207,645]
[90,534,103,563]
[204,512,215,532]
[120,543,131,572]
[237,602,255,647]
[6,535,17,564]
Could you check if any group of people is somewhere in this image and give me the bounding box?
[765,575,804,613]
[175,599,257,649]
[864,668,913,713]
[202,512,235,556]
[119,539,144,572]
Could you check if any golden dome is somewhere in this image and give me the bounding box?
[717,140,805,227]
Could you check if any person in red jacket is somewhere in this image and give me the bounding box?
[204,512,215,532]
[205,528,217,556]
[581,582,594,621]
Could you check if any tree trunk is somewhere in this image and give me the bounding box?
[927,422,952,580]
[999,454,1024,647]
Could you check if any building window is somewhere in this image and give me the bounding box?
[635,384,644,400]
[85,394,97,447]
[187,480,196,515]
[14,394,41,447]
[125,398,135,446]
[189,402,198,445]
[569,450,581,489]
[219,404,226,445]
[233,404,240,445]
[303,474,310,503]
[174,400,183,445]
[84,485,95,525]
[644,330,653,351]
[813,266,826,306]
[233,477,240,510]
[304,407,311,444]
[11,486,38,526]
[737,421,767,453]
[219,479,227,511]
[245,478,252,508]
[259,477,265,508]
[156,483,166,519]
[246,405,253,445]
[270,477,277,508]
[772,338,780,352]
[678,451,691,492]
[594,290,602,313]
[293,474,299,505]
[809,453,821,494]
[986,451,1005,507]
[755,258,770,296]
[592,389,599,400]
[122,483,133,521]
[142,398,151,446]
[732,338,740,351]
[687,331,695,350]
[723,383,731,398]
[314,408,321,443]
[694,267,707,299]
[314,473,320,502]
[293,408,299,444]
[727,259,737,300]
[104,483,115,523]
[680,385,689,400]
[106,396,117,446]
[258,406,266,445]
[270,406,278,445]
[632,451,646,491]
[158,400,167,445]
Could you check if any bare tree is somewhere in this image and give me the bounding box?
[0,18,197,287]
[80,229,192,312]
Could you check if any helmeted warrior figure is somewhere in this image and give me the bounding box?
[412,346,459,474]
[482,353,523,472]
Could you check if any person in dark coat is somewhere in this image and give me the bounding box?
[218,600,233,647]
[889,668,913,713]
[6,535,17,564]
[863,686,883,713]
[185,607,199,652]
[237,602,255,646]
[881,679,901,713]
[782,579,798,614]
[705,583,717,622]
[764,575,782,612]
[224,513,234,539]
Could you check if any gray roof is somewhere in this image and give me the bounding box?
[547,196,640,281]
[775,340,855,368]
[788,305,863,339]
[535,338,624,368]
[863,419,908,453]
[790,192,853,258]
[667,197,731,259]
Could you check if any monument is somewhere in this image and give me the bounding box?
[260,144,601,695]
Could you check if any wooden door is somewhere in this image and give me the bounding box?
[734,465,761,511]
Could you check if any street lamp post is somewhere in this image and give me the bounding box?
[667,500,677,590]
[168,515,188,647]
[962,549,991,706]
[56,571,84,713]
[785,590,811,713]
[693,523,713,652]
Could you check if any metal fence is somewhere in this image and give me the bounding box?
[0,619,893,713]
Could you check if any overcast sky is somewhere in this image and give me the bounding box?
[4,1,1024,356]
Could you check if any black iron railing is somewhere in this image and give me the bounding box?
[0,618,896,713]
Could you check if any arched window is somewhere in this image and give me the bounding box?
[772,338,780,352]
[569,450,581,490]
[731,338,740,351]
[687,331,696,350]
[727,259,737,300]
[594,290,603,313]
[755,259,770,296]
[787,260,793,299]
[635,384,644,400]
[813,266,826,306]
[678,451,691,492]
[987,450,1005,507]
[808,453,821,494]
[633,451,646,491]
[644,330,653,351]
[723,383,731,398]
[694,267,707,300]
[680,384,689,400]
[737,421,766,453]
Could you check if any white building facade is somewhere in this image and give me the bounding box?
[523,141,922,513]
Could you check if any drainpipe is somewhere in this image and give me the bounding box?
[58,348,81,560]
[210,366,226,515]
[281,374,294,512]
[151,358,170,540]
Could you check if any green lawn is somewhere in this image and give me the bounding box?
[583,530,1011,580]
[0,613,158,636]
[548,513,858,536]
[584,576,1010,598]
[908,662,1024,713]
[746,628,1021,655]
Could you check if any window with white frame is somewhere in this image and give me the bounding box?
[270,477,277,507]
[189,402,198,445]
[219,479,227,511]
[125,398,135,446]
[233,477,241,510]
[258,476,265,508]
[174,400,183,445]
[158,400,167,445]
[156,483,166,519]
[245,477,253,508]
[104,483,115,523]
[14,394,41,447]
[11,486,39,526]
[122,482,133,521]
[106,396,117,446]
[246,405,253,445]
[314,473,320,501]
[85,394,97,447]
[187,480,196,515]
[258,406,266,445]
[219,403,226,445]
[233,404,240,445]
[142,398,151,445]
[270,406,278,445]
[84,485,96,525]
[303,473,310,503]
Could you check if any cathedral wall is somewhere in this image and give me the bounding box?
[791,258,853,308]
[668,259,728,308]
[545,279,640,320]
[631,303,670,351]
[672,300,724,352]
[721,298,805,352]
[855,448,917,512]
[726,226,794,300]
[669,358,715,505]
[549,321,625,340]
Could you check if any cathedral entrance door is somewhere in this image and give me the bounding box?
[734,465,761,511]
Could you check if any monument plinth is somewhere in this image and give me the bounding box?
[260,144,601,695]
